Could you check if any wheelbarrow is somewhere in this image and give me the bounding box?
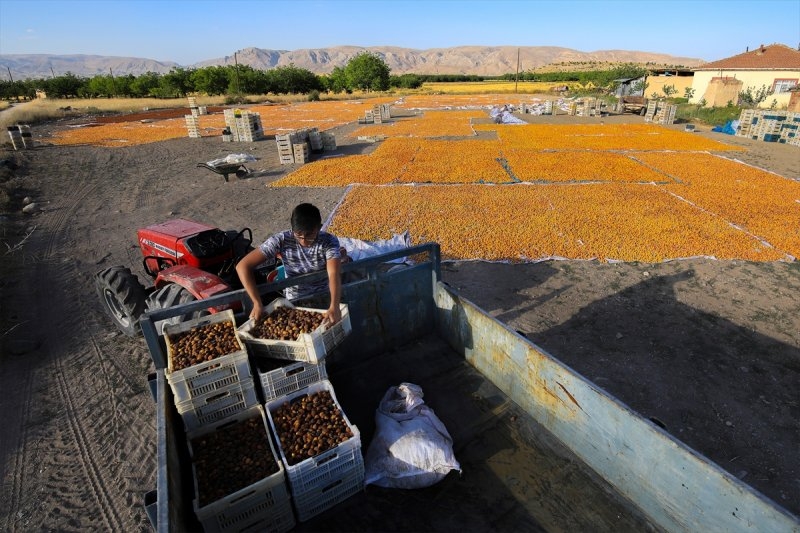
[197,161,251,182]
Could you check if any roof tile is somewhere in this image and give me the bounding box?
[694,43,800,70]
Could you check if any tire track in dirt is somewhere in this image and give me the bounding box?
[2,160,99,530]
[1,346,37,531]
[52,357,124,531]
[5,146,153,531]
[38,170,124,531]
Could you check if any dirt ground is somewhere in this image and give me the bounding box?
[0,106,798,531]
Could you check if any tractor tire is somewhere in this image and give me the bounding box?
[95,266,148,337]
[145,284,209,335]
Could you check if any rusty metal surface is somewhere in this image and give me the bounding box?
[434,283,799,532]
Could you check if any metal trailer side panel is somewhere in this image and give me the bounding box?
[434,284,800,533]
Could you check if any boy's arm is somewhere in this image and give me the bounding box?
[235,248,269,321]
[324,256,342,324]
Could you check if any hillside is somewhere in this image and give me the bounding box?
[1,45,703,80]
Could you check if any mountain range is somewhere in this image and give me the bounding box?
[0,45,704,80]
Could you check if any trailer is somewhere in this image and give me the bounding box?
[142,243,799,532]
[620,96,648,115]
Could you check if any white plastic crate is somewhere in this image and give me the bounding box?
[164,310,251,403]
[238,298,351,363]
[167,349,252,404]
[256,357,328,402]
[165,310,247,373]
[266,380,364,495]
[265,380,363,492]
[189,406,295,533]
[177,379,259,431]
[292,464,365,522]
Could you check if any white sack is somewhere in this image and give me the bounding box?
[207,153,257,167]
[364,383,461,489]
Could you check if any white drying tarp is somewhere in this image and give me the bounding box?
[490,105,525,124]
[338,231,411,263]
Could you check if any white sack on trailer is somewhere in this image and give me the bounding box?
[364,382,461,489]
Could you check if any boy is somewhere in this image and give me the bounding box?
[236,203,342,324]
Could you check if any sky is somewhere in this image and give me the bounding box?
[0,0,798,65]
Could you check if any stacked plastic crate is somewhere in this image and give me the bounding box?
[784,112,800,146]
[187,406,295,533]
[749,111,785,142]
[223,109,264,142]
[308,130,323,151]
[164,309,295,532]
[654,104,677,125]
[185,115,201,138]
[276,133,295,164]
[237,298,362,522]
[293,142,310,164]
[164,310,258,431]
[736,110,800,144]
[321,132,337,151]
[736,109,757,138]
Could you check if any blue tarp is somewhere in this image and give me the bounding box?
[711,119,739,135]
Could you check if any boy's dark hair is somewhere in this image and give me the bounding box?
[291,203,322,232]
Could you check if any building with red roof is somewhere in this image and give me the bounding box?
[690,43,800,108]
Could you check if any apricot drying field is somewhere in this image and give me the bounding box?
[0,100,799,531]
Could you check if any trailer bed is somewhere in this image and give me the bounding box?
[144,244,798,532]
[300,333,654,531]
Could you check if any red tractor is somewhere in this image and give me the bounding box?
[95,219,274,336]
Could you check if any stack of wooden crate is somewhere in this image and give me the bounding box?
[736,109,757,138]
[187,96,200,117]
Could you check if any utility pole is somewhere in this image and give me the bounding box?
[109,67,117,97]
[515,48,520,92]
[234,52,241,94]
[50,66,56,78]
[6,66,13,83]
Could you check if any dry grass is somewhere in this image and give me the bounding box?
[420,81,565,94]
[0,91,393,131]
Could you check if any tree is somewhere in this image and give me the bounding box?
[264,64,322,94]
[631,79,648,95]
[345,51,390,92]
[683,87,695,100]
[661,84,677,98]
[43,72,85,98]
[157,67,193,98]
[83,75,113,97]
[129,72,161,97]
[390,73,423,89]
[326,66,349,94]
[738,84,774,108]
[191,66,229,96]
